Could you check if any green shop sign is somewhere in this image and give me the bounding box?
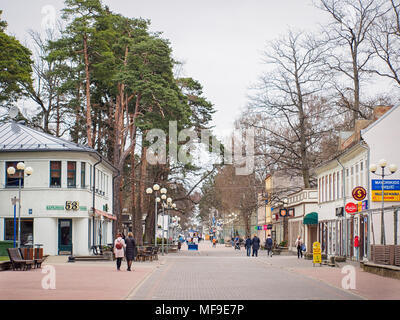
[46,205,64,210]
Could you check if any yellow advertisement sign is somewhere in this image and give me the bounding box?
[372,191,400,202]
[313,254,322,264]
[313,241,322,265]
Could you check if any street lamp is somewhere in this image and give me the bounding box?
[161,198,176,254]
[146,184,161,246]
[370,159,397,245]
[7,162,34,248]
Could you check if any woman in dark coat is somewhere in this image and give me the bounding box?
[251,234,260,257]
[125,232,136,271]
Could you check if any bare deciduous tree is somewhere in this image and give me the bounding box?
[247,31,336,188]
[368,0,400,87]
[316,0,387,125]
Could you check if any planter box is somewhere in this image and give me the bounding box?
[103,251,113,261]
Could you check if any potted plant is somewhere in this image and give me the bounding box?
[102,245,113,260]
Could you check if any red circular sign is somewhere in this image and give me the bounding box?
[345,202,357,213]
[352,186,366,201]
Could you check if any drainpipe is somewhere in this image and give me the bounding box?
[359,142,371,261]
[112,168,121,242]
[336,158,346,257]
[92,156,102,249]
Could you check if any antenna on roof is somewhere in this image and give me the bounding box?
[9,106,19,119]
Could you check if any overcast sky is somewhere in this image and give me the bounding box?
[1,0,333,138]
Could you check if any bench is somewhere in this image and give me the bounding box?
[136,246,154,262]
[21,247,44,269]
[7,248,34,271]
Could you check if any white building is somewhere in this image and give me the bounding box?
[314,142,369,260]
[313,106,399,261]
[362,106,400,247]
[0,122,117,256]
[286,189,319,254]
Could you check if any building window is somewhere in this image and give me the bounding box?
[81,162,86,188]
[356,164,359,186]
[337,172,340,199]
[50,161,61,187]
[333,173,336,200]
[67,161,76,188]
[325,175,328,202]
[5,161,24,188]
[106,175,108,196]
[89,164,92,190]
[318,178,321,203]
[4,218,33,245]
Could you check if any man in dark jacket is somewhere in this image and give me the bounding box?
[265,234,273,257]
[245,236,252,257]
[251,234,260,257]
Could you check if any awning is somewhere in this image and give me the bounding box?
[303,212,318,225]
[93,208,117,221]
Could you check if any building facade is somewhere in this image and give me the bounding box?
[314,143,369,260]
[361,106,400,248]
[0,122,116,256]
[286,189,318,254]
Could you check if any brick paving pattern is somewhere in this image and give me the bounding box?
[1,241,399,300]
[128,242,364,300]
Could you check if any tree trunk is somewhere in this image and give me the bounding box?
[83,34,93,148]
[136,142,148,244]
[113,175,123,234]
[352,51,360,127]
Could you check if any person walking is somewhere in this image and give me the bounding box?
[114,233,126,271]
[234,235,240,250]
[125,232,136,271]
[212,238,217,248]
[245,236,252,257]
[295,235,303,259]
[265,234,273,257]
[251,234,260,257]
[178,240,182,251]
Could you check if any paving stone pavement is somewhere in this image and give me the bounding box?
[128,242,366,300]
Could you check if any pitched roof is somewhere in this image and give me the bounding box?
[0,121,94,152]
[361,105,399,135]
[0,122,117,171]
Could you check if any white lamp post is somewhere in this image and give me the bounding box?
[370,159,397,245]
[7,163,34,248]
[146,184,162,246]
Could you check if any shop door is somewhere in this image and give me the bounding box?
[308,225,317,253]
[58,219,72,255]
[359,216,365,258]
[350,217,354,257]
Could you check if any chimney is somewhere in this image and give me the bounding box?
[372,105,392,121]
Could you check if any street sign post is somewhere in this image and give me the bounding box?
[345,202,357,214]
[352,186,366,201]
